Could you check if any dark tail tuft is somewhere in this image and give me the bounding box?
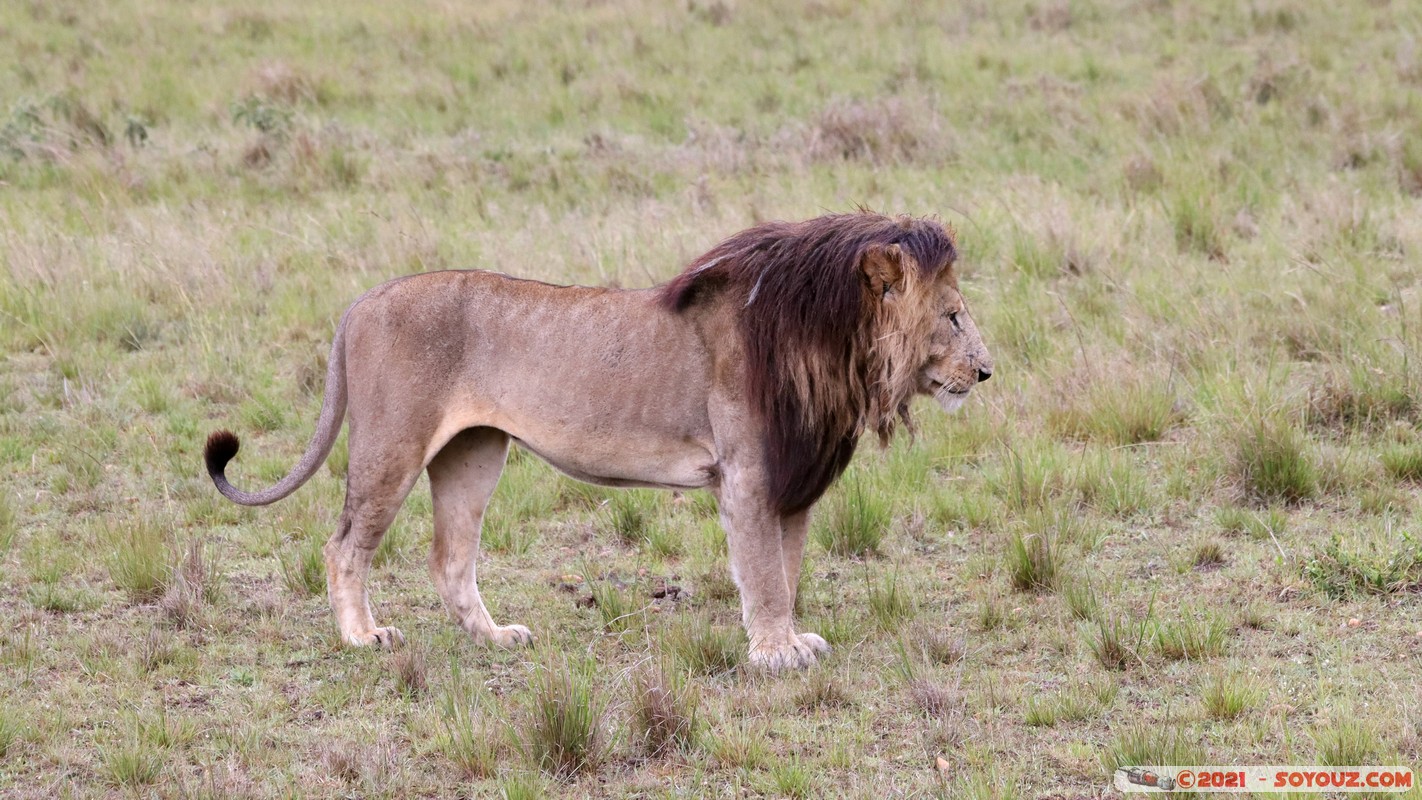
[204,430,241,478]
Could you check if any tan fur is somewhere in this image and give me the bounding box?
[205,231,992,671]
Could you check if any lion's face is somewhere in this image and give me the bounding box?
[918,276,993,412]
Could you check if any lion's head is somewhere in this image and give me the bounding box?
[661,212,992,515]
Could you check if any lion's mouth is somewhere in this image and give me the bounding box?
[928,380,970,397]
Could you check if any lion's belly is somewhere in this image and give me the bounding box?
[510,431,717,489]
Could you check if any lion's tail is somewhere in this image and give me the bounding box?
[204,314,349,507]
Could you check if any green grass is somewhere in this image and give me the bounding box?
[1230,419,1318,505]
[1381,444,1422,483]
[0,709,21,759]
[4,0,1422,795]
[105,519,171,603]
[280,534,326,597]
[1153,611,1230,661]
[1304,528,1422,598]
[661,615,745,677]
[1101,723,1208,777]
[587,575,643,635]
[813,476,890,558]
[1006,531,1061,592]
[1201,671,1260,720]
[434,661,501,779]
[519,656,607,779]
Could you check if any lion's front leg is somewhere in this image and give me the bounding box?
[718,479,823,672]
[781,510,830,658]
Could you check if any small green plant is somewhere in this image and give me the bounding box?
[107,519,171,603]
[520,656,607,779]
[1217,505,1287,540]
[1380,444,1422,482]
[0,491,15,554]
[915,627,967,666]
[498,773,546,800]
[794,669,852,711]
[977,594,1007,631]
[1007,531,1060,592]
[1101,722,1207,776]
[0,708,22,758]
[280,535,325,597]
[101,736,164,788]
[1201,672,1260,720]
[588,576,642,634]
[1230,419,1317,505]
[813,478,889,558]
[661,615,744,676]
[1190,540,1227,569]
[483,516,538,555]
[709,719,769,769]
[434,661,499,778]
[1049,379,1181,445]
[1087,607,1150,670]
[642,524,683,559]
[1304,529,1422,598]
[765,755,813,799]
[1062,577,1100,621]
[1154,612,1229,661]
[630,665,700,756]
[604,490,655,546]
[868,569,916,630]
[231,96,293,136]
[1314,719,1380,766]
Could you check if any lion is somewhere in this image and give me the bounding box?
[204,211,993,671]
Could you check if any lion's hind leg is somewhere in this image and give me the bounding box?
[427,427,533,648]
[326,436,426,649]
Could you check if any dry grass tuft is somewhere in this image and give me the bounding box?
[810,98,934,164]
[630,665,701,756]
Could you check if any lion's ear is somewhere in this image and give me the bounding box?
[861,244,905,299]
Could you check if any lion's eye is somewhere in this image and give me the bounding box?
[947,311,962,331]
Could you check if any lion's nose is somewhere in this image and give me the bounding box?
[976,367,992,384]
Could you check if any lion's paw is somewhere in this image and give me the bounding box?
[490,624,534,648]
[748,636,819,672]
[347,627,405,649]
[798,632,831,654]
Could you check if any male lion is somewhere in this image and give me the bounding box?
[204,212,992,671]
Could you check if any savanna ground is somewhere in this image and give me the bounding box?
[2,0,1421,797]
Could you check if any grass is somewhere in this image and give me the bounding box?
[1303,528,1422,598]
[0,709,20,759]
[662,615,744,677]
[1006,531,1060,592]
[1153,611,1230,661]
[867,569,917,630]
[1201,671,1260,720]
[1314,719,1382,767]
[630,665,700,756]
[1381,444,1422,482]
[1087,606,1151,671]
[587,575,643,635]
[1230,419,1318,505]
[3,0,1422,795]
[280,534,326,597]
[520,656,607,779]
[814,477,890,557]
[1101,723,1208,776]
[105,519,171,603]
[434,661,500,779]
